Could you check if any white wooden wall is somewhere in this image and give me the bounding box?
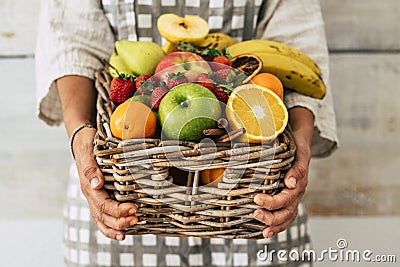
[307,0,400,215]
[0,0,41,55]
[0,0,399,216]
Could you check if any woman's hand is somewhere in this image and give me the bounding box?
[56,75,138,241]
[73,127,138,241]
[253,107,314,238]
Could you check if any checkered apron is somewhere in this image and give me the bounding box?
[102,0,264,43]
[63,1,313,266]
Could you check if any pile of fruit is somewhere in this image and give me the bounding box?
[107,13,325,145]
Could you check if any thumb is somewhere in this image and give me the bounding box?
[284,172,297,190]
[79,156,105,190]
[283,160,307,190]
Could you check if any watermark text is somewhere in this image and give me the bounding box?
[257,238,397,263]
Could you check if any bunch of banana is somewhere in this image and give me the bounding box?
[196,32,236,50]
[162,41,176,54]
[162,32,236,54]
[227,40,326,99]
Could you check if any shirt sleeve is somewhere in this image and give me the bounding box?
[35,0,115,126]
[255,0,339,157]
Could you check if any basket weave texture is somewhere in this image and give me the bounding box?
[94,70,296,239]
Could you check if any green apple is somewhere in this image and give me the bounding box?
[158,83,222,141]
[152,110,162,138]
[114,40,165,76]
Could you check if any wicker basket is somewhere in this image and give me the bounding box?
[94,70,296,239]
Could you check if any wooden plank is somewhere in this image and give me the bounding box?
[1,0,399,55]
[0,0,41,56]
[321,0,400,50]
[306,53,400,216]
[0,58,71,219]
[309,217,400,259]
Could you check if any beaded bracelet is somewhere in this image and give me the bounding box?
[69,124,96,160]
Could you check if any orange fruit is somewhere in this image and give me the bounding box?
[251,73,284,100]
[110,101,157,140]
[200,168,225,185]
[226,84,288,143]
[231,54,262,82]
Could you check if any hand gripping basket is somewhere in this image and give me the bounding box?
[94,70,296,239]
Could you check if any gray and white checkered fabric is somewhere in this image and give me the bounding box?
[64,164,312,267]
[101,0,264,45]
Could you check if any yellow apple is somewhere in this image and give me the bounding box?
[157,14,209,45]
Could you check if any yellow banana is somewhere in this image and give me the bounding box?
[162,41,176,54]
[227,40,322,78]
[163,33,235,53]
[197,33,236,51]
[256,52,326,99]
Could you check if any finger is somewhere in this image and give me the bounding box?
[253,206,294,227]
[284,143,311,189]
[95,210,138,231]
[254,188,295,210]
[93,216,126,241]
[90,189,138,218]
[79,157,105,190]
[283,160,308,189]
[262,209,298,238]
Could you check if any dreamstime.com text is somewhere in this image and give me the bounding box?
[257,238,397,263]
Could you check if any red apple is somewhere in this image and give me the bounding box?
[155,52,211,83]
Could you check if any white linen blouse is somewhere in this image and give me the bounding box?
[35,0,338,157]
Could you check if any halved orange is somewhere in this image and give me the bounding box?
[226,84,288,143]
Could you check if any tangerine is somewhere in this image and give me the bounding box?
[200,168,225,186]
[251,73,284,100]
[110,101,157,140]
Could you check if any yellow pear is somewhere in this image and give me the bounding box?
[114,41,165,76]
[108,52,134,78]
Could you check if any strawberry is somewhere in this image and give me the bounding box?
[109,74,136,104]
[135,74,152,95]
[150,86,169,109]
[199,48,221,62]
[212,86,231,103]
[212,68,236,85]
[201,55,213,62]
[194,73,215,90]
[212,55,232,71]
[166,72,189,89]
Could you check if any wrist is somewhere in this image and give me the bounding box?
[292,136,312,169]
[70,124,96,160]
[288,107,314,148]
[296,141,311,158]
